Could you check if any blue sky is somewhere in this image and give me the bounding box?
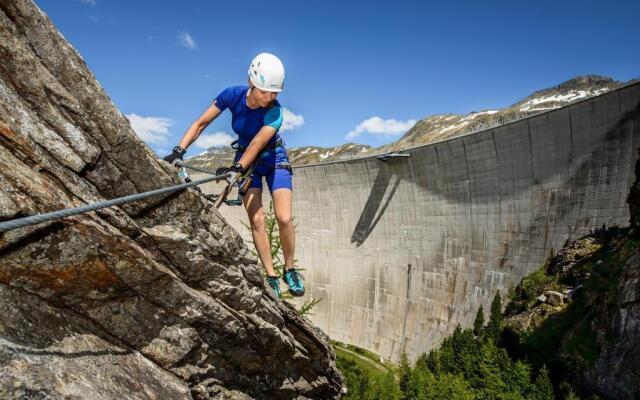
[36,0,640,157]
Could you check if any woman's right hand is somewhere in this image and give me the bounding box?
[163,146,186,166]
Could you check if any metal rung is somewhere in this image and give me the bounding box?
[376,153,411,161]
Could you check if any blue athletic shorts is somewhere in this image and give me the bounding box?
[247,163,293,192]
[234,147,293,192]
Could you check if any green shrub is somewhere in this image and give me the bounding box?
[507,262,557,315]
[336,347,400,399]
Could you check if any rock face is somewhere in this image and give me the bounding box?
[584,247,640,400]
[503,156,640,399]
[543,291,564,307]
[580,149,640,400]
[0,1,342,399]
[628,148,640,229]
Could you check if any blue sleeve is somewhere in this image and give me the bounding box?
[264,106,283,131]
[213,86,240,111]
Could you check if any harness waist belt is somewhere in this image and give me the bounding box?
[231,137,285,154]
[231,137,292,173]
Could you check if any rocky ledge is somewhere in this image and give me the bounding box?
[503,155,640,400]
[0,1,342,398]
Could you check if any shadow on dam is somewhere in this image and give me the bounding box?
[351,162,403,247]
[349,93,640,249]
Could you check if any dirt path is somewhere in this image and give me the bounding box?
[337,347,392,375]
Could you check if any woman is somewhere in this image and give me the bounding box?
[163,53,304,298]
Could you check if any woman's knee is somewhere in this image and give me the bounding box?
[250,211,265,229]
[275,213,292,227]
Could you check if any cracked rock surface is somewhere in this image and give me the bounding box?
[0,1,343,398]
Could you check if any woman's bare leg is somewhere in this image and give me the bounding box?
[243,188,277,277]
[272,188,295,270]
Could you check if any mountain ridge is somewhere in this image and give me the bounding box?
[186,75,628,169]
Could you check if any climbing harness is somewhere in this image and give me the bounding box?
[216,138,293,206]
[231,137,294,175]
[204,162,257,208]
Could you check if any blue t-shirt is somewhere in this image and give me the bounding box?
[213,86,284,149]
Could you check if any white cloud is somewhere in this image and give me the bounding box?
[178,32,197,50]
[281,108,305,132]
[345,116,417,140]
[78,0,96,5]
[193,131,235,149]
[126,113,173,145]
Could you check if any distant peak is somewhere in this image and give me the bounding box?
[529,75,621,99]
[558,75,620,88]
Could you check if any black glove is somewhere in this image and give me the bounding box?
[163,146,186,166]
[215,162,244,176]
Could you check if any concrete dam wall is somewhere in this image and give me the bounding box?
[198,82,640,362]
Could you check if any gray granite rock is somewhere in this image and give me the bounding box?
[543,290,565,307]
[0,0,342,398]
[583,249,640,400]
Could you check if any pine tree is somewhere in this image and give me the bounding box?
[473,305,485,338]
[364,370,401,400]
[399,352,411,399]
[425,372,475,400]
[376,371,402,400]
[487,291,503,343]
[407,362,430,400]
[530,364,554,400]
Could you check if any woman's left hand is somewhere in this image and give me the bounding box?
[215,162,245,176]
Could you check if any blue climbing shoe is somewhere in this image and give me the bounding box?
[282,268,305,297]
[267,276,281,297]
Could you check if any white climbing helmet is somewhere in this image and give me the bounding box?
[248,53,285,92]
